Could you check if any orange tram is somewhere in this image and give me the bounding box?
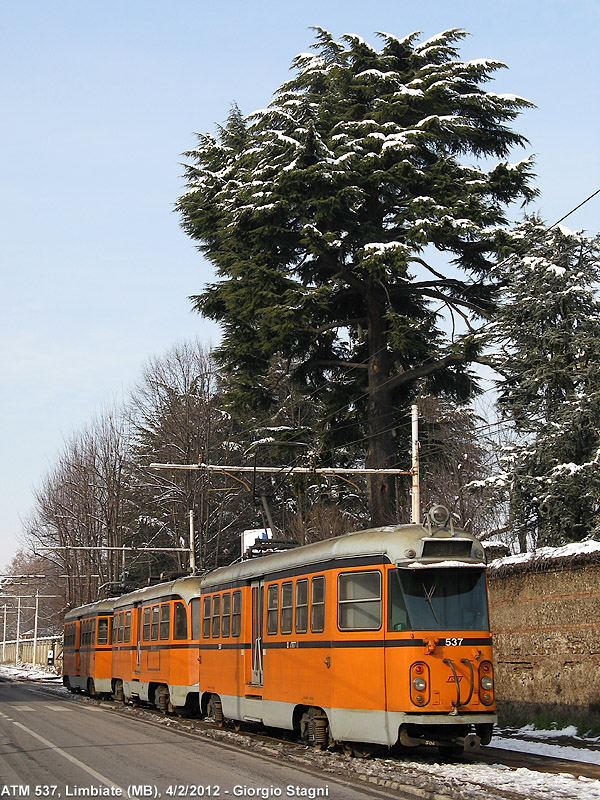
[63,508,496,754]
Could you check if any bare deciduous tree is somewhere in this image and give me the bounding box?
[25,406,130,607]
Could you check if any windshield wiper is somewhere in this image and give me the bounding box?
[422,578,439,624]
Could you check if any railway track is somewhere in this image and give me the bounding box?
[54,686,600,782]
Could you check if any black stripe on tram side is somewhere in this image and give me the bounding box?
[111,642,202,652]
[262,637,493,651]
[77,636,493,655]
[111,642,250,653]
[201,554,392,594]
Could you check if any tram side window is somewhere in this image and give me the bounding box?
[174,601,188,640]
[212,595,221,637]
[142,607,151,641]
[124,611,131,642]
[97,617,109,645]
[280,581,293,635]
[222,593,231,637]
[338,571,382,631]
[295,579,308,634]
[202,597,211,638]
[311,576,325,633]
[191,598,201,640]
[151,605,160,641]
[266,584,279,635]
[117,613,124,643]
[160,604,170,640]
[64,623,75,647]
[232,591,241,637]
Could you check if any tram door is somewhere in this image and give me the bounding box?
[134,602,142,674]
[250,581,264,686]
[75,620,80,675]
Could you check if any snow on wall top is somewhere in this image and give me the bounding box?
[488,539,600,575]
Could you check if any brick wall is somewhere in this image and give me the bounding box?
[488,557,600,728]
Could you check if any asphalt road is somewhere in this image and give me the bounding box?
[0,682,396,800]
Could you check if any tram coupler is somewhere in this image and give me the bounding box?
[460,732,481,752]
[398,728,481,753]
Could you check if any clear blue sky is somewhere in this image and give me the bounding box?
[1,0,599,567]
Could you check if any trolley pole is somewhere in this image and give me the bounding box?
[411,404,420,524]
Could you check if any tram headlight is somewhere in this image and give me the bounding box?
[410,662,430,706]
[478,661,494,705]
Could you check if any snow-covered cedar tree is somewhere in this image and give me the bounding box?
[491,218,600,550]
[177,27,536,526]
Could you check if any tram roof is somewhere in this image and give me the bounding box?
[202,522,482,589]
[64,597,117,621]
[113,575,205,609]
[64,523,485,618]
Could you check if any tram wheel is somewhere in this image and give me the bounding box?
[343,742,377,758]
[87,678,96,697]
[155,685,171,714]
[206,694,225,727]
[300,707,330,750]
[112,680,124,704]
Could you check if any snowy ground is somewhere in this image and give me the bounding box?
[491,725,600,767]
[0,662,62,682]
[2,663,600,799]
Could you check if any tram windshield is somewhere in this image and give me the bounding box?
[388,567,488,632]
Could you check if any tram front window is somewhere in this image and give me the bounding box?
[388,568,488,632]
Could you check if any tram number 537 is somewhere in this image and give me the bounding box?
[444,638,464,647]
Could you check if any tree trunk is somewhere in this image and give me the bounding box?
[366,285,397,526]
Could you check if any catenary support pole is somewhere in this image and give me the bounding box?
[33,590,39,666]
[411,404,420,524]
[16,596,21,663]
[189,510,196,573]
